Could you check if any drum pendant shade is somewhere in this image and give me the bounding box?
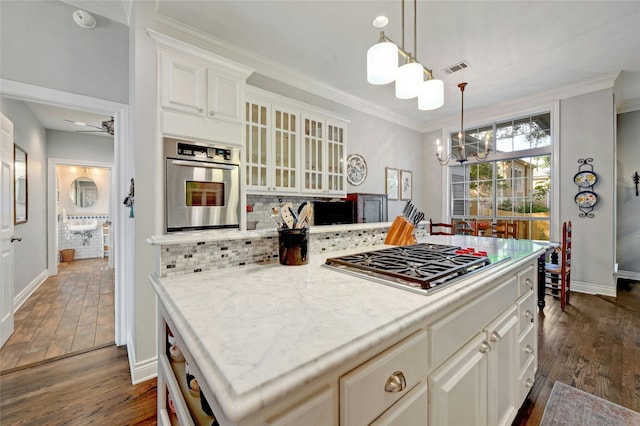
[418,79,444,110]
[395,62,423,99]
[367,42,398,85]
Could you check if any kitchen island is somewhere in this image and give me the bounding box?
[149,231,545,425]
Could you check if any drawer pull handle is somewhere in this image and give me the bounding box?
[479,341,492,354]
[525,345,534,354]
[209,111,216,116]
[384,371,406,393]
[490,331,502,342]
[526,378,534,388]
[525,278,532,288]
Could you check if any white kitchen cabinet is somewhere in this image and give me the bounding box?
[429,268,534,426]
[160,51,245,124]
[301,114,346,196]
[245,87,348,197]
[267,388,334,426]
[340,331,428,426]
[370,382,428,426]
[245,100,298,193]
[149,29,254,146]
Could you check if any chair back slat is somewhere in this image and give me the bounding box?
[430,218,455,235]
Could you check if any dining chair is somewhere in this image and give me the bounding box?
[455,219,476,236]
[545,221,571,310]
[492,220,518,239]
[429,218,455,235]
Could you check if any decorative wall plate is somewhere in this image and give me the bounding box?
[346,154,367,186]
[574,170,597,188]
[574,191,598,208]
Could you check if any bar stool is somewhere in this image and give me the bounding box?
[430,218,455,235]
[545,221,571,310]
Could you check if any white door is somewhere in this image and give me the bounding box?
[1,112,15,347]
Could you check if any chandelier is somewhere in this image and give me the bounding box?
[436,82,491,165]
[366,0,444,111]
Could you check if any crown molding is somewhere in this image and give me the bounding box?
[422,72,620,133]
[618,98,640,114]
[154,16,425,132]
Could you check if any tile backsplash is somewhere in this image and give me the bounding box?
[158,225,429,278]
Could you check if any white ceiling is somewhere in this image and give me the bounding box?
[26,103,113,138]
[51,1,639,131]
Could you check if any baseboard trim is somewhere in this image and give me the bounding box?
[126,335,158,385]
[571,280,617,297]
[616,270,640,281]
[13,269,49,312]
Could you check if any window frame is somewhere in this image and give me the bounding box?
[442,104,560,241]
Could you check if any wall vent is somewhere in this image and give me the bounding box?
[443,60,470,74]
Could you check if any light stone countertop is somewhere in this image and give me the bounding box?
[150,235,546,422]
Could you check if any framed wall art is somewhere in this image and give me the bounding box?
[385,167,399,200]
[400,170,412,200]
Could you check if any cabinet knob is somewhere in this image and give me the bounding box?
[525,278,532,288]
[526,378,534,388]
[490,331,502,342]
[479,341,492,354]
[209,111,216,116]
[384,371,406,393]
[525,309,533,318]
[525,345,534,354]
[198,108,204,113]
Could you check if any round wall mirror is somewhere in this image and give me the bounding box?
[70,177,98,208]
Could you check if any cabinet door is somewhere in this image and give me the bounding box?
[486,305,519,426]
[160,52,206,116]
[268,388,334,426]
[207,69,242,123]
[325,120,345,195]
[429,333,489,426]
[245,101,270,189]
[302,116,324,193]
[272,107,298,192]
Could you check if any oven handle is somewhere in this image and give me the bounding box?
[170,159,237,171]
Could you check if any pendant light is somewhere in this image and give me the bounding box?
[365,0,444,110]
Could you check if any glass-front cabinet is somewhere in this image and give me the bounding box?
[302,114,346,195]
[245,100,298,193]
[245,87,348,197]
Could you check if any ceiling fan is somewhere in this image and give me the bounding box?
[65,116,114,135]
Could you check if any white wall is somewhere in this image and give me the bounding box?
[560,89,616,295]
[46,129,114,162]
[0,97,48,299]
[0,0,129,104]
[616,110,640,277]
[56,165,110,216]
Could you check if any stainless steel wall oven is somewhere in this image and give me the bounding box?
[164,138,240,232]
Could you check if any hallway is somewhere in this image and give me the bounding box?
[0,258,114,371]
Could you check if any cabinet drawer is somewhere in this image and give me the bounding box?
[517,290,535,334]
[517,265,535,297]
[370,382,428,426]
[268,387,334,426]
[429,277,518,369]
[340,331,428,426]
[518,323,536,375]
[518,355,536,403]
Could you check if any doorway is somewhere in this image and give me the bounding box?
[0,80,129,352]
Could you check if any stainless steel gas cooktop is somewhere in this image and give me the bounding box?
[323,243,509,296]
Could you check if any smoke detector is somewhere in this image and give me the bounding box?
[73,10,96,29]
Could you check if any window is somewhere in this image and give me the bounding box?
[449,113,551,241]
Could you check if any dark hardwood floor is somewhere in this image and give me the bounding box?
[513,278,640,424]
[0,258,114,371]
[0,345,157,425]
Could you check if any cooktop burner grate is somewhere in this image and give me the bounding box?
[324,243,495,292]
